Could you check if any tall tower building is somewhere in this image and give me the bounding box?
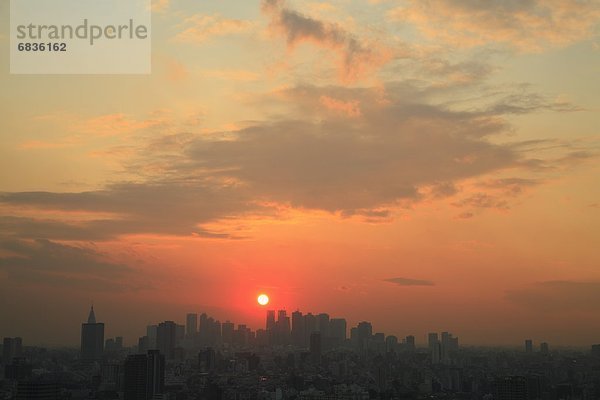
[525,339,533,353]
[304,313,317,347]
[357,321,372,351]
[316,313,330,339]
[310,332,322,364]
[428,332,438,352]
[123,350,165,400]
[221,321,234,344]
[291,310,304,347]
[2,337,23,364]
[266,310,276,330]
[405,335,415,351]
[156,321,177,360]
[81,306,104,361]
[277,310,291,344]
[185,314,197,339]
[329,318,347,342]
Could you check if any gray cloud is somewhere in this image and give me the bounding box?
[384,277,435,286]
[262,0,389,81]
[0,82,581,240]
[0,183,264,240]
[0,238,141,292]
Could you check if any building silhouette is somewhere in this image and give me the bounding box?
[2,337,23,365]
[493,376,528,400]
[81,306,104,361]
[123,350,165,400]
[185,313,197,339]
[310,332,321,364]
[525,339,533,353]
[357,321,372,351]
[291,310,304,347]
[156,321,177,360]
[329,318,347,342]
[405,335,415,351]
[303,313,317,347]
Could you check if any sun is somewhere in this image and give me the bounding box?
[257,294,269,306]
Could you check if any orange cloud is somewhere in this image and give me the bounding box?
[174,14,254,44]
[319,95,362,117]
[389,0,600,52]
[201,69,260,81]
[76,113,166,136]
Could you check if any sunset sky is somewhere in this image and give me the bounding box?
[0,0,599,347]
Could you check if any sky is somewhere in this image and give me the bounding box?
[0,0,599,347]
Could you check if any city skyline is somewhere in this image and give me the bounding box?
[1,0,600,348]
[3,305,583,351]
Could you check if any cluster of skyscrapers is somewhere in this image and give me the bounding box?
[2,306,599,399]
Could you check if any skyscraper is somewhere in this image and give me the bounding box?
[186,313,197,338]
[2,337,23,364]
[310,332,322,364]
[266,310,276,331]
[329,318,347,342]
[525,339,533,353]
[156,321,177,360]
[277,310,291,344]
[357,321,372,351]
[291,310,304,347]
[304,313,317,347]
[81,306,104,361]
[316,313,330,338]
[428,332,439,352]
[221,321,234,344]
[405,335,415,351]
[123,350,165,400]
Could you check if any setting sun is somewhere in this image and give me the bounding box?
[257,294,269,306]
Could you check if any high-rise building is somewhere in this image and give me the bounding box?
[493,376,527,400]
[266,310,276,331]
[186,313,198,338]
[540,342,549,354]
[431,340,442,364]
[291,311,304,347]
[385,335,398,352]
[357,321,372,351]
[123,350,165,400]
[198,348,216,372]
[405,335,415,351]
[525,339,533,353]
[428,332,438,352]
[304,313,317,347]
[81,306,104,361]
[276,310,291,344]
[221,321,234,344]
[310,332,322,364]
[316,313,330,338]
[146,325,157,349]
[157,321,177,360]
[441,332,458,362]
[329,318,347,342]
[2,337,23,364]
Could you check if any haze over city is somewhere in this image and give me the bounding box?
[1,0,600,349]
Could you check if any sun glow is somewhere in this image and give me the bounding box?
[257,293,269,306]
